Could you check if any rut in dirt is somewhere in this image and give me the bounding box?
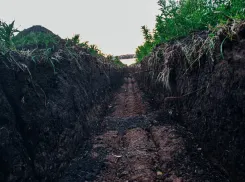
[109,77,146,117]
[60,76,228,182]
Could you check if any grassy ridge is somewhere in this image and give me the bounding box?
[136,0,245,62]
[0,22,125,67]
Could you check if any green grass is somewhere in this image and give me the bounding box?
[136,0,245,62]
[13,32,60,49]
[0,21,19,55]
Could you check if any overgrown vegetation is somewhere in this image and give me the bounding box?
[13,32,60,49]
[0,21,124,68]
[136,0,245,62]
[66,34,103,56]
[0,21,18,53]
[66,34,125,66]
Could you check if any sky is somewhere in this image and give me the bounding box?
[1,0,160,56]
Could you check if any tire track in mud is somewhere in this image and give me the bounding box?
[60,77,228,182]
[92,127,184,182]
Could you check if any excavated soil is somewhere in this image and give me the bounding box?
[60,77,228,182]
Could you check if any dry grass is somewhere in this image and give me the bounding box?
[135,21,245,92]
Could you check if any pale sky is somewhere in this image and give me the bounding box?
[1,0,160,55]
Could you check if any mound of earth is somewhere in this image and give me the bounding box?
[16,25,60,38]
[13,25,62,50]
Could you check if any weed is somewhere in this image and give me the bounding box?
[136,0,245,62]
[0,20,18,49]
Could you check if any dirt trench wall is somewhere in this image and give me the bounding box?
[134,25,245,181]
[0,50,123,181]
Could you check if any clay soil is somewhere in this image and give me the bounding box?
[60,77,228,182]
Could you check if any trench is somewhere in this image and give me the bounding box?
[60,75,229,182]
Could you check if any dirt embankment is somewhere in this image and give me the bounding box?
[133,22,245,181]
[0,45,123,181]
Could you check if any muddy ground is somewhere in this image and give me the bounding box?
[60,77,228,182]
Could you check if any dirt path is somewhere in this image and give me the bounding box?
[60,77,228,182]
[92,77,183,181]
[109,77,146,117]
